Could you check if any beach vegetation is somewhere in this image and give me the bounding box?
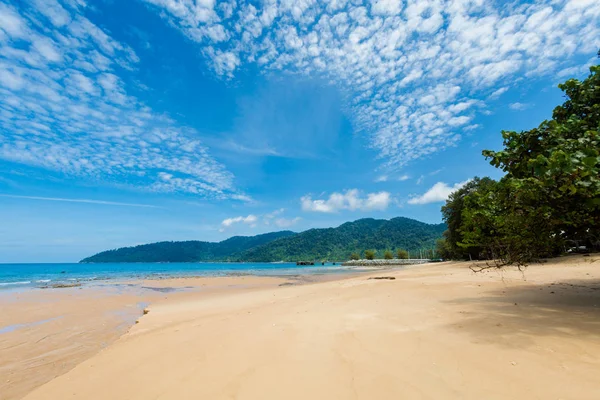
[384,250,394,259]
[396,249,408,259]
[435,238,451,260]
[442,63,600,266]
[364,250,376,260]
[350,252,360,260]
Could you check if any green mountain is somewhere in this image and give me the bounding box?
[242,217,446,262]
[81,217,446,263]
[80,231,296,263]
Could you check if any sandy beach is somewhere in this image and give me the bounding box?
[0,276,289,400]
[4,256,600,399]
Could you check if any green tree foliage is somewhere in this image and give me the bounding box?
[364,250,376,260]
[483,65,600,252]
[435,238,451,259]
[241,217,446,262]
[442,62,600,265]
[80,231,296,263]
[350,252,360,260]
[384,250,394,259]
[441,177,497,260]
[458,178,562,264]
[82,217,446,263]
[396,249,408,259]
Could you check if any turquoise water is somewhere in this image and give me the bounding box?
[0,262,357,290]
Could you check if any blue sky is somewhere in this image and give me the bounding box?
[0,0,598,262]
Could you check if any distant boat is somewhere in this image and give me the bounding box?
[296,261,314,266]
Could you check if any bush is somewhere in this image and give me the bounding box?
[396,249,408,259]
[384,250,393,259]
[350,252,360,260]
[364,250,376,260]
[435,238,451,260]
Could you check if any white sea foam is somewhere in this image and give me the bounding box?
[0,281,31,286]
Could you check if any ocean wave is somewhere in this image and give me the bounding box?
[35,279,51,283]
[0,281,31,286]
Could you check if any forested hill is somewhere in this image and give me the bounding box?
[80,231,296,263]
[81,217,446,263]
[241,217,446,262]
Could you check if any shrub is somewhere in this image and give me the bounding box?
[396,249,408,259]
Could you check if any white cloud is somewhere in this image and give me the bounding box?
[0,1,242,200]
[365,191,392,210]
[509,102,532,111]
[407,180,470,205]
[222,209,301,230]
[375,175,388,182]
[370,0,402,16]
[448,115,472,127]
[142,0,600,170]
[301,189,392,213]
[556,64,590,78]
[264,208,285,219]
[398,174,410,181]
[274,217,301,228]
[221,214,258,229]
[489,86,509,99]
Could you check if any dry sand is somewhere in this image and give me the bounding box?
[4,255,600,399]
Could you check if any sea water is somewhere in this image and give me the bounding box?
[0,262,359,290]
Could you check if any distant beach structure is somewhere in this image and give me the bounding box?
[342,259,431,267]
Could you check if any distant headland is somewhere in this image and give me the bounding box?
[80,217,446,263]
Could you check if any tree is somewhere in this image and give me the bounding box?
[435,238,451,259]
[384,250,393,259]
[350,252,360,260]
[396,249,408,259]
[364,250,376,260]
[481,64,600,261]
[441,177,498,260]
[442,61,600,266]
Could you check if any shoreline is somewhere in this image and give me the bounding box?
[0,261,390,292]
[4,255,600,399]
[1,271,371,400]
[0,275,296,399]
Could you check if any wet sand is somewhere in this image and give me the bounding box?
[0,276,288,400]
[4,256,600,399]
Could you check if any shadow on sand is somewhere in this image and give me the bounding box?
[444,278,600,348]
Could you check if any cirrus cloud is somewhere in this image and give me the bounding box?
[0,1,242,199]
[142,0,600,170]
